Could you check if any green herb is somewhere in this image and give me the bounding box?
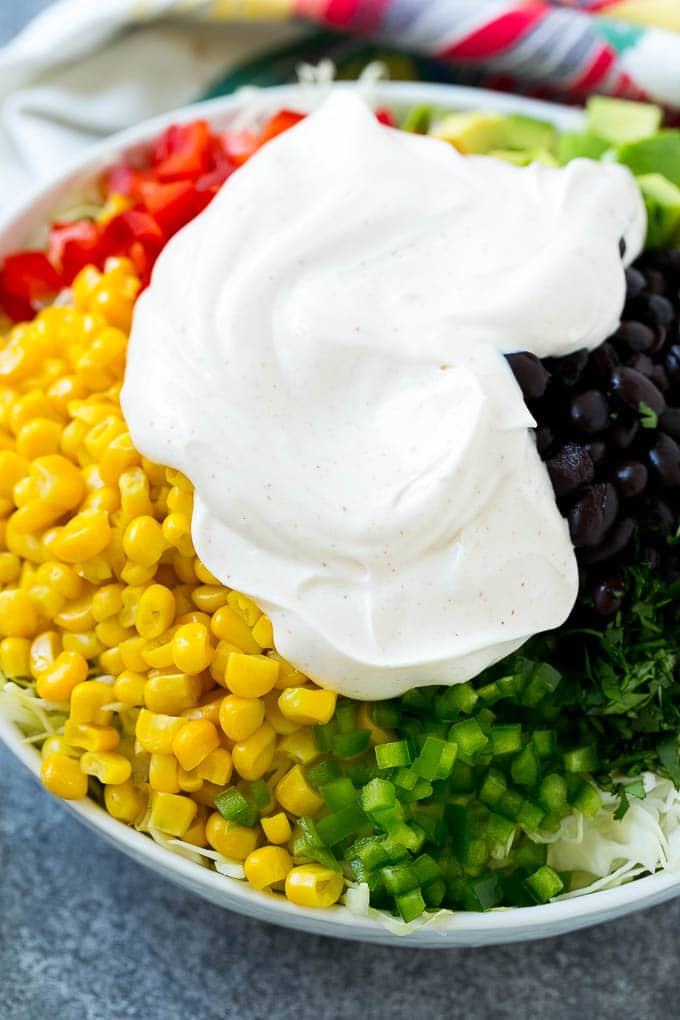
[639,400,658,429]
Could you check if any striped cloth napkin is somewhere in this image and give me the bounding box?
[1,0,679,204]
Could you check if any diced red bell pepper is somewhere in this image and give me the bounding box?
[375,108,396,127]
[48,220,102,284]
[220,130,259,167]
[257,109,306,149]
[153,121,213,181]
[0,251,61,306]
[137,180,204,237]
[101,208,165,254]
[104,163,150,200]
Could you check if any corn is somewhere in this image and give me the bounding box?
[54,593,96,632]
[251,614,274,649]
[275,764,324,816]
[11,500,63,534]
[104,779,143,823]
[141,631,176,669]
[118,636,148,672]
[244,846,293,891]
[183,807,208,848]
[285,865,344,908]
[171,718,220,772]
[123,516,164,567]
[225,653,278,698]
[51,510,111,562]
[35,650,89,702]
[192,557,217,584]
[269,652,308,690]
[119,467,154,520]
[260,813,291,846]
[218,694,265,742]
[0,589,38,637]
[0,552,21,584]
[210,605,262,653]
[177,766,203,793]
[135,708,186,754]
[171,621,213,674]
[232,722,276,782]
[186,693,223,726]
[80,750,132,785]
[41,735,75,759]
[0,450,29,499]
[356,702,395,745]
[195,747,233,786]
[190,585,226,614]
[99,645,124,675]
[209,639,240,687]
[135,583,175,640]
[144,669,202,715]
[29,631,61,678]
[63,720,120,752]
[69,680,114,725]
[149,791,197,837]
[95,618,134,647]
[113,669,146,706]
[226,591,260,626]
[276,728,321,766]
[62,630,103,660]
[277,687,337,727]
[0,636,30,677]
[205,813,258,860]
[92,582,124,621]
[41,752,89,800]
[149,752,180,793]
[36,561,83,600]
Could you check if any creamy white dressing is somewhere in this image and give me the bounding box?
[121,92,645,699]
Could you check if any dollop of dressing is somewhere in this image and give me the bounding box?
[122,92,645,699]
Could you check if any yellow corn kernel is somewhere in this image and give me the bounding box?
[74,558,113,586]
[28,453,85,511]
[356,702,395,746]
[121,559,157,587]
[80,750,132,785]
[226,590,261,627]
[172,584,194,618]
[35,561,83,600]
[141,631,176,670]
[244,846,293,891]
[175,611,212,628]
[0,338,41,384]
[225,653,278,698]
[59,419,88,461]
[184,693,223,726]
[0,451,29,500]
[12,477,37,511]
[95,618,134,648]
[161,511,191,550]
[192,560,218,587]
[171,622,212,674]
[172,551,196,584]
[262,690,300,735]
[209,639,242,686]
[177,766,203,793]
[171,718,220,772]
[51,509,111,562]
[205,813,258,860]
[251,614,274,649]
[54,593,95,632]
[4,516,43,563]
[135,708,188,754]
[135,584,175,640]
[41,752,88,800]
[36,650,89,702]
[118,635,148,672]
[149,791,197,837]
[183,806,208,848]
[285,865,344,908]
[69,679,114,725]
[195,747,233,786]
[16,419,62,460]
[275,764,324,816]
[261,812,292,846]
[11,501,64,536]
[144,669,202,715]
[99,645,124,675]
[149,752,180,793]
[63,720,120,752]
[113,670,146,706]
[29,631,61,678]
[72,265,102,308]
[0,589,39,638]
[190,584,228,614]
[270,653,308,690]
[123,516,164,568]
[41,735,75,759]
[0,636,30,678]
[82,485,120,513]
[218,694,265,742]
[0,552,20,584]
[104,779,143,823]
[47,375,87,416]
[62,630,104,660]
[119,467,154,519]
[167,486,194,517]
[277,728,321,766]
[232,721,276,782]
[92,582,124,622]
[118,585,144,628]
[277,687,337,727]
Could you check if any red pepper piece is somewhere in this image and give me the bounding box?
[220,130,259,167]
[138,180,204,237]
[48,220,102,284]
[0,251,61,305]
[257,109,306,148]
[104,164,150,200]
[375,108,396,127]
[153,121,213,181]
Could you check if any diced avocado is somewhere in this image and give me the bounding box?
[586,96,662,145]
[616,131,680,186]
[430,112,507,154]
[556,132,610,165]
[401,105,433,135]
[637,173,680,248]
[501,114,557,153]
[488,149,559,168]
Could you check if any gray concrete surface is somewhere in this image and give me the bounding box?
[0,4,678,1018]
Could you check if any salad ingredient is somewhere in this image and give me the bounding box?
[123,91,644,700]
[585,97,662,146]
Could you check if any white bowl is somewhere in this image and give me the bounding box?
[2,80,679,947]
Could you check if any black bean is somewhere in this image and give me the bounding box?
[625,267,646,300]
[506,352,551,401]
[584,440,607,466]
[649,364,669,392]
[568,482,619,548]
[615,321,655,353]
[592,573,625,616]
[665,345,680,381]
[648,433,680,487]
[659,407,680,440]
[588,342,619,384]
[644,269,666,295]
[612,460,648,499]
[550,348,588,388]
[650,326,669,356]
[610,418,639,450]
[627,352,654,376]
[535,424,554,456]
[609,367,666,415]
[569,390,610,434]
[644,498,675,535]
[642,294,675,328]
[546,443,594,497]
[580,517,636,565]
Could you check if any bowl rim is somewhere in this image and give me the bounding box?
[2,79,679,947]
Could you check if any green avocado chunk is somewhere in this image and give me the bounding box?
[488,149,559,168]
[501,114,557,153]
[429,112,507,153]
[586,96,662,144]
[616,131,680,187]
[637,173,680,247]
[556,132,610,165]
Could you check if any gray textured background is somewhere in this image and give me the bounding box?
[0,5,678,1019]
